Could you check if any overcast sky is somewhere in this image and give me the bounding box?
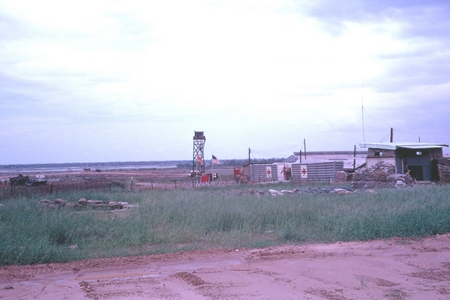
[1,0,449,164]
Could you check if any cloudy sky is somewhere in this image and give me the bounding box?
[1,0,449,164]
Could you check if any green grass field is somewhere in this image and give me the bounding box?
[1,184,449,266]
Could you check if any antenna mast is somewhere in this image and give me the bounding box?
[361,81,366,147]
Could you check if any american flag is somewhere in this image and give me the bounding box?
[212,155,221,165]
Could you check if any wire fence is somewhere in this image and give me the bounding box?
[0,179,110,199]
[0,176,239,199]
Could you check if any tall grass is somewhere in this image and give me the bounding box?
[1,185,449,266]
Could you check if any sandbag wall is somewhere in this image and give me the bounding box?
[437,157,450,182]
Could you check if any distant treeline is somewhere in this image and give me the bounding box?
[0,158,285,171]
[0,161,185,170]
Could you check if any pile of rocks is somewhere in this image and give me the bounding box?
[295,187,355,195]
[220,187,355,197]
[39,198,70,208]
[268,187,354,196]
[39,198,130,210]
[351,162,414,188]
[75,198,129,210]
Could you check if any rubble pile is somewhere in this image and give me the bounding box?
[39,198,130,210]
[295,187,355,195]
[351,162,414,188]
[75,198,130,210]
[269,187,355,196]
[220,187,355,197]
[268,187,355,196]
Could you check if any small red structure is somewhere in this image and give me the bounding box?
[201,175,210,183]
[233,166,249,183]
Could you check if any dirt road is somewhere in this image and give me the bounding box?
[1,234,449,300]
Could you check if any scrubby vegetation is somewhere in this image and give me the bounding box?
[1,184,449,266]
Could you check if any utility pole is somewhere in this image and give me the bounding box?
[390,128,393,143]
[304,139,307,160]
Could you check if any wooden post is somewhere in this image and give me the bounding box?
[304,139,307,160]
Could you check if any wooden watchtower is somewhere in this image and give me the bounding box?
[192,131,206,182]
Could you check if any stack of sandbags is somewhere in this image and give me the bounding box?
[437,158,450,182]
[39,198,129,210]
[76,198,129,210]
[352,162,413,188]
[39,198,70,208]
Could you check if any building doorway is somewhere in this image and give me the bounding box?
[409,166,423,181]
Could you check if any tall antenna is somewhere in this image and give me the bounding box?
[361,80,366,147]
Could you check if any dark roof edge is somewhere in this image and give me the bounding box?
[293,150,367,156]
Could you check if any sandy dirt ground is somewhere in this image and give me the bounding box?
[1,234,449,300]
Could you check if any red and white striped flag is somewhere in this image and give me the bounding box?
[212,155,221,165]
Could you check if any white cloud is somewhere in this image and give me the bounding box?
[0,0,449,163]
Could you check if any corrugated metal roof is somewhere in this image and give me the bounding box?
[360,142,448,150]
